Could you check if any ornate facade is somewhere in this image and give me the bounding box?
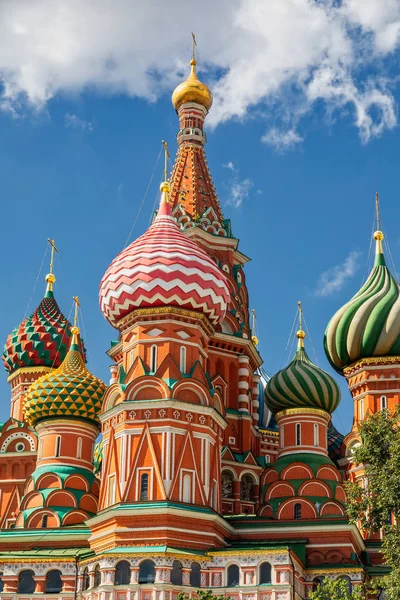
[0,54,393,600]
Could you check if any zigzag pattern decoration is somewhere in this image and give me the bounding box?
[24,343,106,427]
[99,200,229,327]
[2,291,85,374]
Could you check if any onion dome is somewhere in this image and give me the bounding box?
[2,272,85,376]
[99,181,229,328]
[324,225,400,372]
[265,308,340,415]
[172,58,213,112]
[24,325,106,427]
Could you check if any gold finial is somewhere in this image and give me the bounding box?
[72,296,81,338]
[251,308,259,346]
[296,301,306,347]
[160,140,171,196]
[191,32,197,63]
[374,192,384,253]
[171,34,213,112]
[45,238,59,292]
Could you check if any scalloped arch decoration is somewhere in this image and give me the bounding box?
[320,501,345,517]
[46,490,77,508]
[277,498,317,520]
[281,464,313,480]
[36,473,62,490]
[172,381,210,407]
[266,482,295,501]
[299,480,332,498]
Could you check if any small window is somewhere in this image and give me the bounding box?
[55,436,61,458]
[45,570,62,594]
[150,345,157,373]
[182,473,192,503]
[338,576,352,593]
[381,396,387,410]
[39,438,43,458]
[280,426,284,448]
[190,562,201,587]
[294,503,302,520]
[227,564,239,587]
[222,471,234,499]
[240,475,253,501]
[259,562,271,584]
[140,473,149,501]
[359,399,364,420]
[16,442,25,452]
[139,560,155,584]
[171,560,182,585]
[296,423,301,446]
[180,346,187,374]
[265,455,270,465]
[0,577,3,593]
[115,561,130,586]
[41,514,48,528]
[82,568,89,591]
[18,570,35,594]
[77,437,82,459]
[314,424,319,447]
[313,576,324,591]
[108,475,116,506]
[93,565,101,588]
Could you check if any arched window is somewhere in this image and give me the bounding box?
[140,473,149,501]
[190,562,201,588]
[139,560,155,584]
[0,577,3,592]
[45,570,62,593]
[227,564,239,587]
[259,562,271,584]
[82,568,89,591]
[77,437,82,459]
[359,398,364,420]
[180,346,186,374]
[296,423,301,446]
[115,561,131,586]
[240,474,253,501]
[55,436,61,458]
[171,560,182,585]
[381,395,387,410]
[338,576,352,593]
[182,473,192,503]
[313,576,324,591]
[39,438,43,458]
[294,502,302,520]
[150,345,157,373]
[222,471,234,498]
[93,564,101,588]
[314,424,319,446]
[18,570,35,594]
[210,484,217,510]
[42,514,48,528]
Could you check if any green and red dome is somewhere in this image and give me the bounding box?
[2,279,85,376]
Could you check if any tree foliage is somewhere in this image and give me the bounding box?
[309,577,364,600]
[345,406,400,599]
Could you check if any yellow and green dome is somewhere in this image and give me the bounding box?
[24,327,106,427]
[324,230,400,372]
[265,330,341,415]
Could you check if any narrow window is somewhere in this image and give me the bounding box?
[115,561,130,586]
[190,562,201,587]
[17,571,35,594]
[280,426,284,448]
[82,568,89,591]
[45,570,62,594]
[314,424,319,447]
[296,423,301,446]
[150,345,157,372]
[294,503,302,520]
[139,560,155,584]
[381,395,387,410]
[39,438,43,458]
[227,565,239,587]
[180,346,187,374]
[108,475,116,506]
[41,514,48,528]
[93,565,101,588]
[77,437,82,459]
[55,436,61,458]
[359,399,364,420]
[129,349,134,369]
[171,561,182,585]
[140,473,149,501]
[259,562,271,584]
[183,473,192,503]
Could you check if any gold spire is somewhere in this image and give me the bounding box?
[374,192,384,254]
[160,140,171,196]
[296,301,306,348]
[71,296,81,344]
[171,35,213,112]
[45,238,58,293]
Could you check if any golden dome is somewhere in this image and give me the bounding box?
[172,59,213,112]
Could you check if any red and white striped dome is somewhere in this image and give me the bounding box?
[99,187,229,328]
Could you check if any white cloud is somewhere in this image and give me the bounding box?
[315,250,362,297]
[262,127,303,152]
[223,162,253,208]
[0,0,399,142]
[64,113,95,131]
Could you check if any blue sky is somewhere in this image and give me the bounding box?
[1,0,400,434]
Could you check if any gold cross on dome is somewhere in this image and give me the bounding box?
[298,300,303,330]
[161,140,170,182]
[47,238,59,275]
[192,32,197,61]
[72,296,81,329]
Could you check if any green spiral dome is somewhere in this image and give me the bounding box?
[265,335,341,415]
[324,238,400,373]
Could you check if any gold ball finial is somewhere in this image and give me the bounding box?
[172,59,213,112]
[160,181,171,193]
[71,326,80,335]
[251,335,259,346]
[46,273,56,284]
[374,230,384,241]
[296,329,306,339]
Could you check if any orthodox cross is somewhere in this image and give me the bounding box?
[161,140,170,182]
[47,238,59,275]
[72,296,81,329]
[192,32,197,61]
[298,300,303,330]
[375,192,380,231]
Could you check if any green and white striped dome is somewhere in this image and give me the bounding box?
[324,232,400,373]
[265,332,341,415]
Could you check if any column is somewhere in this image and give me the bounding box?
[238,355,250,413]
[130,567,140,584]
[62,575,77,592]
[2,575,18,593]
[182,568,191,586]
[34,575,46,593]
[252,374,261,426]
